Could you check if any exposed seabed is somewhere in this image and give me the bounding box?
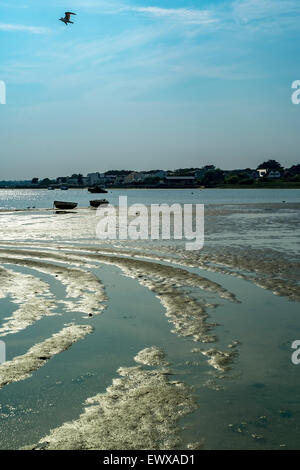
[0,202,299,449]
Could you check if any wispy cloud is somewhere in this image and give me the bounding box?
[232,0,300,24]
[1,0,299,98]
[67,1,218,26]
[0,23,49,34]
[56,0,300,33]
[127,6,218,25]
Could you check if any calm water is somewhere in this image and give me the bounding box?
[0,189,299,450]
[0,188,299,210]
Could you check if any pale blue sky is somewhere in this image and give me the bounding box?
[0,0,299,179]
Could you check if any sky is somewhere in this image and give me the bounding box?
[0,0,300,179]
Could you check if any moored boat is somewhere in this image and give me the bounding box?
[90,199,109,208]
[54,201,78,210]
[88,186,108,194]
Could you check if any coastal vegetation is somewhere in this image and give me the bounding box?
[1,160,300,189]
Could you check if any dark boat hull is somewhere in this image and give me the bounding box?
[88,187,108,194]
[90,199,109,208]
[54,201,78,210]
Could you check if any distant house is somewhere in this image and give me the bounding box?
[87,172,105,185]
[104,174,118,185]
[124,172,147,184]
[114,175,126,185]
[257,169,281,179]
[257,169,268,178]
[165,176,196,186]
[57,177,68,184]
[145,170,167,179]
[66,177,79,185]
[82,177,90,186]
[267,170,281,179]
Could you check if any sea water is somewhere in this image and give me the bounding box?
[0,189,299,449]
[0,188,299,210]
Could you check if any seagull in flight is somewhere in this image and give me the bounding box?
[59,12,77,25]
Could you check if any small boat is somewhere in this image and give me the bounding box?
[54,201,78,210]
[88,186,108,194]
[90,199,109,208]
[48,186,55,190]
[60,185,69,190]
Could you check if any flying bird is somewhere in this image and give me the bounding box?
[59,12,77,25]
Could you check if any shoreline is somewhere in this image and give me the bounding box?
[1,185,300,190]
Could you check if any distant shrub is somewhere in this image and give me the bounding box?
[291,174,300,182]
[239,178,254,185]
[225,175,239,184]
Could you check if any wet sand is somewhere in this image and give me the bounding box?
[0,201,299,449]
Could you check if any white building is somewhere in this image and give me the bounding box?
[257,169,281,179]
[257,169,268,178]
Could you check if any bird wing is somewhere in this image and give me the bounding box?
[65,12,76,20]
